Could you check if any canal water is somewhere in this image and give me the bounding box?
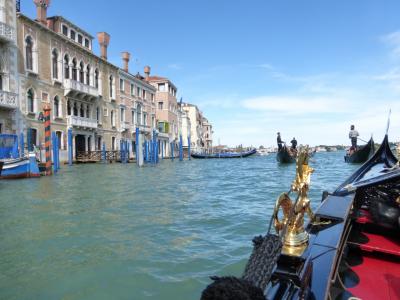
[0,152,358,300]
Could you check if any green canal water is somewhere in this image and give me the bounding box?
[0,152,358,300]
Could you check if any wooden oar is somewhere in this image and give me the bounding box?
[357,137,368,143]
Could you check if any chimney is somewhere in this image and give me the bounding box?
[121,52,130,72]
[144,66,151,79]
[33,0,51,25]
[97,32,110,60]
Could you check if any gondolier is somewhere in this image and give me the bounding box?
[349,125,359,150]
[277,132,283,151]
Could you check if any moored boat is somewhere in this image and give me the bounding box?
[201,135,400,300]
[0,161,3,176]
[0,134,40,179]
[276,146,296,163]
[344,137,375,163]
[191,148,257,159]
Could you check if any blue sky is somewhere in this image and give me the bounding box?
[22,0,400,146]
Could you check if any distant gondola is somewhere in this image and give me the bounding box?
[344,137,375,163]
[276,146,296,164]
[200,134,400,300]
[191,148,257,159]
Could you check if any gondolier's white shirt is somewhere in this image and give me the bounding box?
[349,130,359,138]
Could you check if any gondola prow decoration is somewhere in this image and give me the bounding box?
[273,147,315,255]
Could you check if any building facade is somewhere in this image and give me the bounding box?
[145,69,179,155]
[5,0,212,161]
[0,0,21,134]
[117,54,157,156]
[16,1,124,158]
[202,117,213,151]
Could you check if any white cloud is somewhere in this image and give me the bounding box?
[241,96,349,115]
[167,63,182,70]
[382,31,400,58]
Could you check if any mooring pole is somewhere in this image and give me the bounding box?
[188,136,191,160]
[171,142,174,161]
[52,132,57,173]
[68,128,73,166]
[43,105,52,176]
[179,134,183,161]
[20,132,24,158]
[135,127,139,166]
[102,142,106,162]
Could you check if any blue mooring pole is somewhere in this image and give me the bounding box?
[20,132,24,158]
[171,142,174,161]
[52,132,57,173]
[68,128,73,166]
[102,142,106,162]
[161,141,164,160]
[179,134,183,161]
[188,136,191,160]
[27,128,32,152]
[56,134,60,171]
[135,127,139,165]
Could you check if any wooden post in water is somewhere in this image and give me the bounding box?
[68,128,73,166]
[20,132,24,158]
[188,136,191,160]
[179,134,183,161]
[171,142,174,161]
[43,105,52,176]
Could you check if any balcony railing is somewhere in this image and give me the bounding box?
[120,122,130,132]
[0,90,18,108]
[0,21,14,42]
[67,115,97,129]
[64,79,99,99]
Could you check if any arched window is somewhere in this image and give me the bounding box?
[0,73,2,91]
[54,96,60,117]
[67,100,71,115]
[109,75,113,98]
[27,89,34,113]
[73,102,78,116]
[86,105,90,118]
[96,107,99,121]
[136,104,142,125]
[94,69,99,88]
[110,110,115,127]
[72,58,77,80]
[79,62,84,83]
[64,55,69,79]
[25,36,33,71]
[86,65,91,85]
[52,49,58,79]
[80,104,84,117]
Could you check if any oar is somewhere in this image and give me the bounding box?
[357,137,368,143]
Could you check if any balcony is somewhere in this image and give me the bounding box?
[64,79,99,100]
[0,90,18,109]
[120,122,130,132]
[67,115,97,130]
[0,21,14,42]
[158,132,169,139]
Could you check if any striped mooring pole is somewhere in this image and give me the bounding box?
[43,105,52,176]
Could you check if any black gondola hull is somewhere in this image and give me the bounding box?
[276,147,296,164]
[191,148,257,159]
[0,161,3,176]
[344,137,375,163]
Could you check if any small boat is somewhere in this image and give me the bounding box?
[276,146,296,163]
[0,161,3,176]
[257,149,269,156]
[1,154,40,179]
[200,134,400,300]
[344,137,375,163]
[0,134,40,179]
[191,148,257,159]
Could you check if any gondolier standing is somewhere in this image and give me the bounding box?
[349,125,359,150]
[277,132,283,151]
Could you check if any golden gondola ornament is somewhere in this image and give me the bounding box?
[272,147,315,256]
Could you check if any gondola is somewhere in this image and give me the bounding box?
[276,146,296,164]
[200,135,400,300]
[191,148,257,159]
[344,137,375,163]
[0,161,3,176]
